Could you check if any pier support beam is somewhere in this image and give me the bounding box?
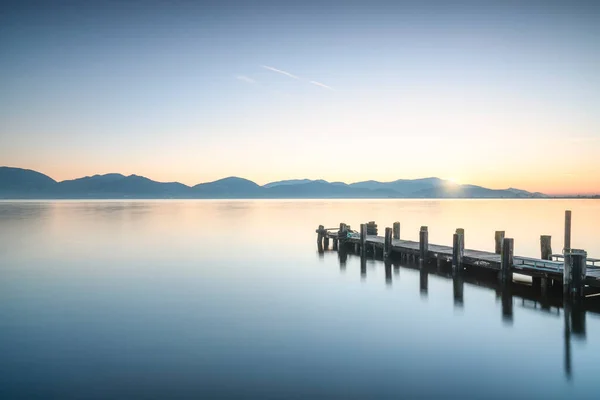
[495,231,505,255]
[419,226,429,265]
[360,223,367,256]
[323,235,329,250]
[564,249,587,299]
[501,238,514,284]
[384,227,393,259]
[564,210,572,253]
[452,233,464,273]
[332,238,338,251]
[393,222,400,240]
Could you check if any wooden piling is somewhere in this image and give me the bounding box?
[316,225,324,247]
[384,227,393,259]
[419,226,429,264]
[565,249,586,299]
[540,235,552,260]
[393,222,400,240]
[338,223,347,242]
[456,228,465,247]
[360,223,367,256]
[564,210,572,253]
[332,238,338,251]
[452,233,464,272]
[323,235,330,250]
[495,231,505,254]
[501,238,514,284]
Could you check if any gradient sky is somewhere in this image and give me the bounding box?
[1,0,598,195]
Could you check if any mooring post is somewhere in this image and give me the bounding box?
[565,249,587,299]
[540,235,552,260]
[452,233,464,273]
[501,238,514,284]
[316,224,324,249]
[360,223,367,256]
[384,227,393,259]
[564,210,572,253]
[419,226,429,265]
[456,228,465,248]
[495,231,505,255]
[338,223,347,242]
[393,222,400,240]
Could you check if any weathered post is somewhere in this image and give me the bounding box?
[316,225,325,253]
[495,231,505,254]
[316,225,324,247]
[393,222,400,240]
[360,223,367,256]
[565,249,586,299]
[452,233,464,273]
[564,210,572,253]
[456,228,465,248]
[501,238,514,284]
[338,223,347,241]
[419,226,429,264]
[540,235,552,260]
[332,237,338,251]
[323,233,330,250]
[384,227,393,259]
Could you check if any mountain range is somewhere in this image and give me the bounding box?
[0,166,548,199]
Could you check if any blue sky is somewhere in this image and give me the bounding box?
[1,0,598,194]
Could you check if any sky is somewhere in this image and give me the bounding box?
[0,0,599,195]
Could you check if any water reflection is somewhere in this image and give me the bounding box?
[360,255,367,279]
[331,247,595,383]
[419,268,428,297]
[453,274,464,308]
[384,261,392,286]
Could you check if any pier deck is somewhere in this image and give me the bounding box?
[320,219,600,290]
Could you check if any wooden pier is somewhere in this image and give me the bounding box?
[316,210,600,298]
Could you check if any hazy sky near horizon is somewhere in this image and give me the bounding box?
[1,0,599,195]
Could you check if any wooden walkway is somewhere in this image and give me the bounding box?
[322,227,600,290]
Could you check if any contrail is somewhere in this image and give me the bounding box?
[236,75,256,84]
[262,65,300,79]
[309,80,334,90]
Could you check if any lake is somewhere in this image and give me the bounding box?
[1,199,599,399]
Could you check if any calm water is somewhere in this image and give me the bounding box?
[1,199,599,399]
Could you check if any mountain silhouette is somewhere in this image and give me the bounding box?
[0,166,548,199]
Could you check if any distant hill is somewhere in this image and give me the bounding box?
[0,166,549,199]
[0,167,57,196]
[350,177,446,195]
[263,179,329,188]
[193,177,262,198]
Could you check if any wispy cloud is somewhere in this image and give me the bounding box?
[262,65,300,80]
[309,80,334,90]
[236,75,256,84]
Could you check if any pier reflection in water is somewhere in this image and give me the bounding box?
[332,250,592,381]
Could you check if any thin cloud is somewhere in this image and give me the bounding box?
[262,65,300,80]
[236,75,256,84]
[309,80,334,90]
